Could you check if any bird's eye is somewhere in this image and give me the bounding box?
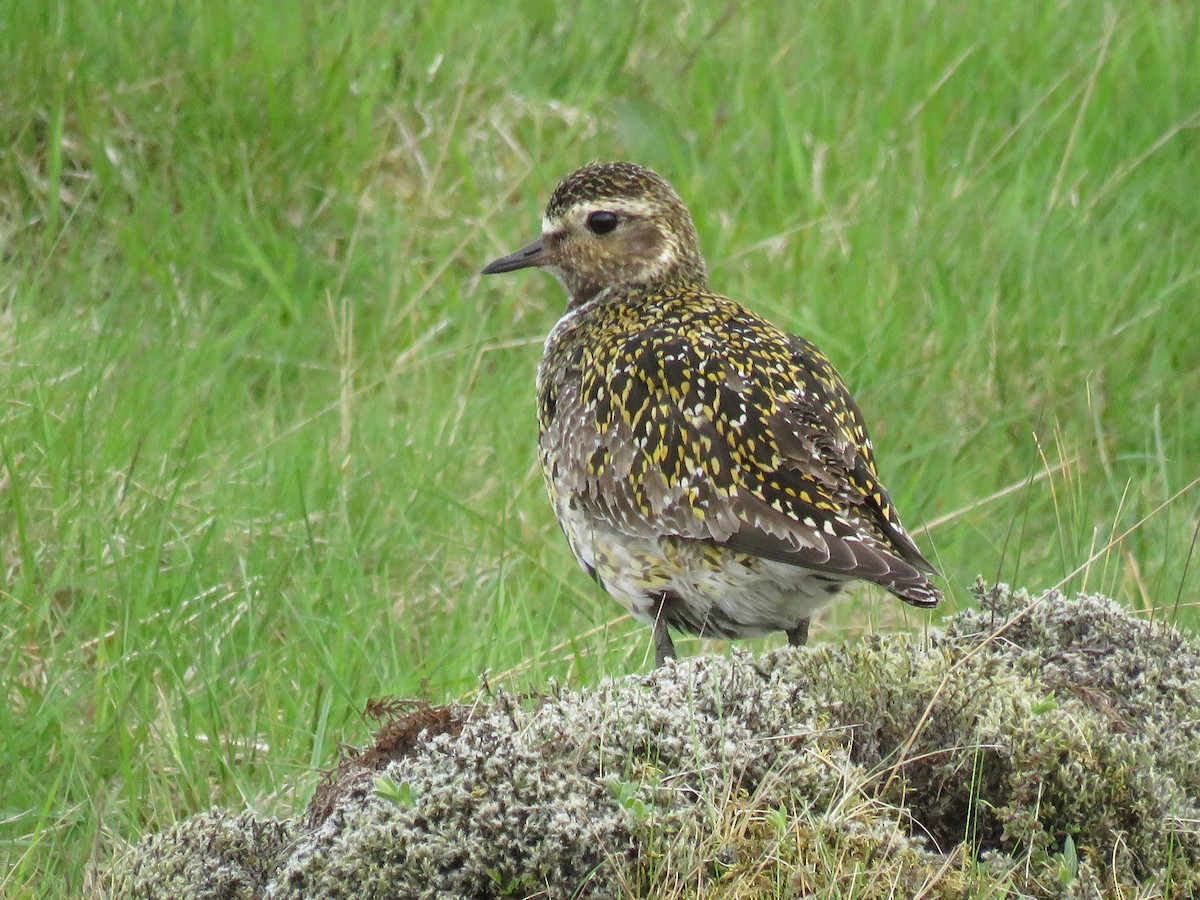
[585,210,619,235]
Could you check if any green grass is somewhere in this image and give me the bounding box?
[1,0,1197,894]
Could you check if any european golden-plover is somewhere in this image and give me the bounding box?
[483,161,940,666]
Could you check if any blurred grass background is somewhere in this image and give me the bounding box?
[1,0,1197,892]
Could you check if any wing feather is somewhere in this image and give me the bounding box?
[537,289,940,608]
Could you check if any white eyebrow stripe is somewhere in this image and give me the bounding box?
[563,198,658,220]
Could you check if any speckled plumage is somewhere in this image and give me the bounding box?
[483,161,940,665]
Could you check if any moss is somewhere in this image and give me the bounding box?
[755,583,1200,898]
[107,585,1200,898]
[106,809,296,898]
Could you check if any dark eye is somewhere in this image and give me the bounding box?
[585,210,619,235]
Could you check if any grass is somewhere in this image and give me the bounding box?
[1,0,1197,894]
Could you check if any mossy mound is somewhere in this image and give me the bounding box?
[107,585,1200,898]
[111,810,297,898]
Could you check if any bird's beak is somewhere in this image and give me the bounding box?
[481,238,549,275]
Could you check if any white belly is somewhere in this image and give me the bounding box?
[557,504,845,639]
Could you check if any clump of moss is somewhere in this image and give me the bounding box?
[107,809,296,898]
[757,582,1200,897]
[107,585,1200,898]
[270,654,894,898]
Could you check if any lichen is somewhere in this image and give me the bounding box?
[106,584,1200,898]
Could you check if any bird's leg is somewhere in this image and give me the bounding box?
[653,616,677,667]
[786,618,811,648]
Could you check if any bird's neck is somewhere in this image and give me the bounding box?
[565,273,707,311]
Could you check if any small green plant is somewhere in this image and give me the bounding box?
[373,775,415,808]
[765,803,789,839]
[1031,691,1059,715]
[1053,833,1080,889]
[609,779,651,823]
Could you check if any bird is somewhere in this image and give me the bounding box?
[482,161,940,667]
